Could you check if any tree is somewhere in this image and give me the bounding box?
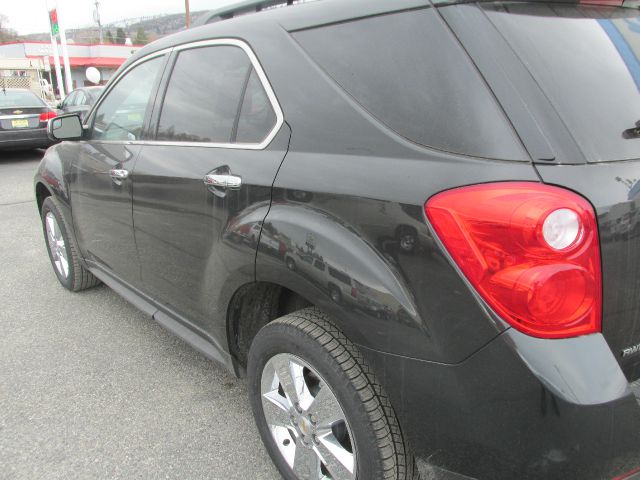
[105,30,114,44]
[134,26,147,45]
[115,27,126,45]
[0,15,18,43]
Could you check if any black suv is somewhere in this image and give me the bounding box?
[35,1,640,479]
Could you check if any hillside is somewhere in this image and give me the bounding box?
[20,10,211,45]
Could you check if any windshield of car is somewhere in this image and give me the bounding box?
[484,3,640,162]
[0,89,45,108]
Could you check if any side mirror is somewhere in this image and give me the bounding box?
[48,114,84,141]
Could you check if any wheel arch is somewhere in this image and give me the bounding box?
[254,202,422,359]
[35,181,52,213]
[226,280,313,376]
[34,144,72,211]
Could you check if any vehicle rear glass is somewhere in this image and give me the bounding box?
[0,90,45,108]
[483,3,640,163]
[292,8,527,161]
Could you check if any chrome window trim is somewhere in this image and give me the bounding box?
[85,39,284,151]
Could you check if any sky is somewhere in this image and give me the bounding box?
[2,0,242,35]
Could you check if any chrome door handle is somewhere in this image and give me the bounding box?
[109,169,129,180]
[203,174,242,189]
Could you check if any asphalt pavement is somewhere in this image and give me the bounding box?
[0,150,280,479]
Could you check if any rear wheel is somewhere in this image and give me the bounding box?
[41,196,100,292]
[328,285,342,304]
[248,307,417,480]
[286,257,297,271]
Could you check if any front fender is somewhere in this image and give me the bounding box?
[34,143,71,209]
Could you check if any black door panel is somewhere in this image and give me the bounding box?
[71,142,142,284]
[131,41,286,335]
[70,54,167,287]
[132,125,290,334]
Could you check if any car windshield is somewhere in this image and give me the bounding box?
[484,3,640,162]
[0,89,45,108]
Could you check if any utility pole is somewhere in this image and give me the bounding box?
[94,0,103,43]
[57,2,73,93]
[185,0,191,28]
[50,37,65,98]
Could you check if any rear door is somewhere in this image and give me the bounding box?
[71,53,168,287]
[132,40,287,335]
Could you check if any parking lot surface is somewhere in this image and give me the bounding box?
[0,150,280,479]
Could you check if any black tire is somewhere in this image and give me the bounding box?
[41,196,101,292]
[248,307,417,480]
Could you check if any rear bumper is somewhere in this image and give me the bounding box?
[0,127,54,150]
[363,331,640,479]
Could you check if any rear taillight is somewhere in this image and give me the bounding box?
[425,182,601,339]
[39,111,57,122]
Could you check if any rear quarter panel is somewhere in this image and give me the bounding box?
[250,15,541,362]
[537,162,640,381]
[258,150,540,362]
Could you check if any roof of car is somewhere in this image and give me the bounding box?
[123,0,426,69]
[121,0,639,75]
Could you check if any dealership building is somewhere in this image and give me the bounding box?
[0,41,142,91]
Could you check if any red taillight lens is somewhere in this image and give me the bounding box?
[425,182,601,339]
[39,111,57,122]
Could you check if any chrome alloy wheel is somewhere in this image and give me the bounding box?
[45,212,69,279]
[261,353,356,480]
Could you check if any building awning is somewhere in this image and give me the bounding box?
[27,56,127,68]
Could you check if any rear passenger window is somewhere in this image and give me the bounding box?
[293,8,527,161]
[235,69,276,143]
[157,46,250,143]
